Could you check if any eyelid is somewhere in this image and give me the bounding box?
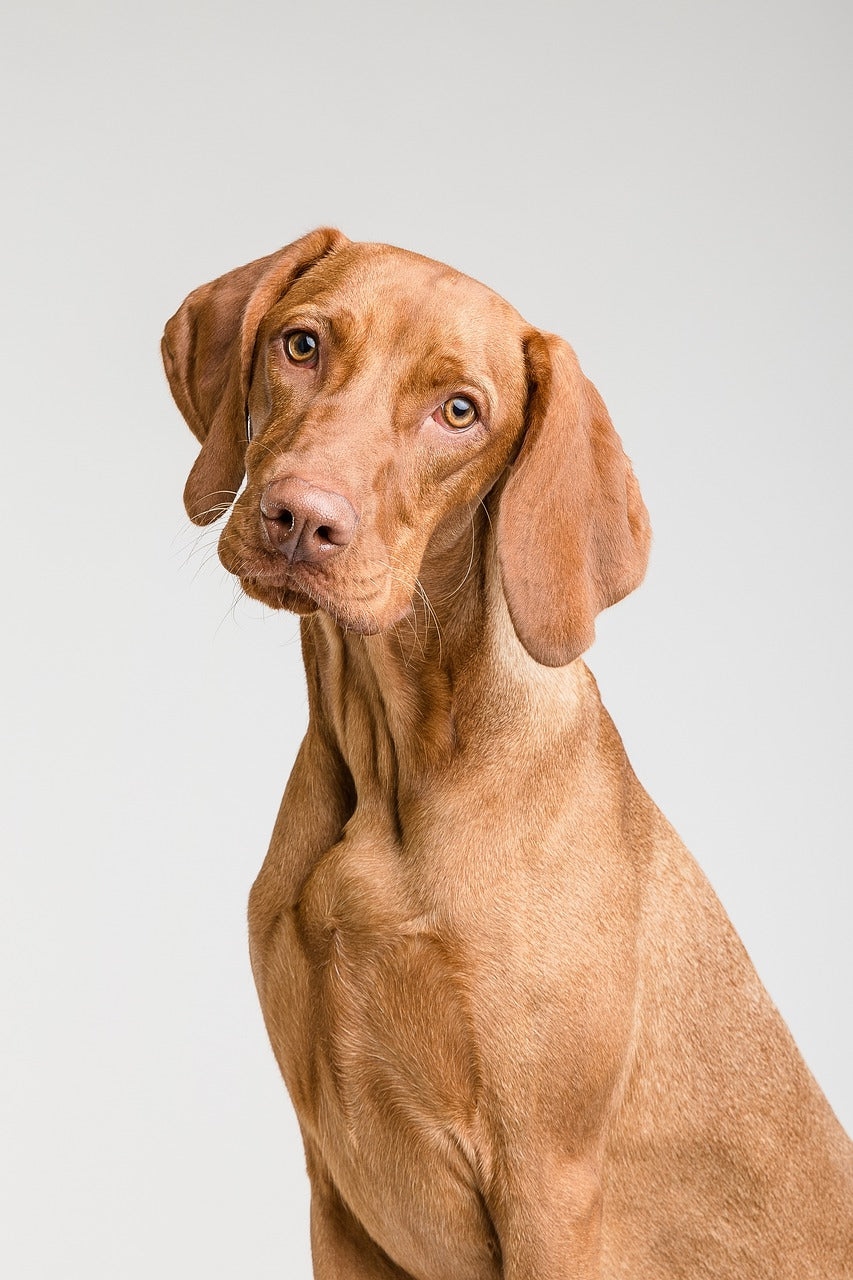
[277,313,329,342]
[281,325,321,346]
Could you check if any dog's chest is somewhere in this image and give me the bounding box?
[264,824,501,1280]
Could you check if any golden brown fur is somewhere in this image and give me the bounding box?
[163,229,853,1278]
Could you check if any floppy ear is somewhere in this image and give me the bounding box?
[497,330,651,667]
[161,226,347,524]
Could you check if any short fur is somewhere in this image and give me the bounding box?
[163,230,853,1279]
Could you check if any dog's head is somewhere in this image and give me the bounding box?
[163,229,650,666]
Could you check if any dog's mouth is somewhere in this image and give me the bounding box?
[239,561,323,615]
[220,537,413,634]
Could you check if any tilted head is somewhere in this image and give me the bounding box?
[162,228,650,666]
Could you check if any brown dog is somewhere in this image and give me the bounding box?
[163,228,853,1279]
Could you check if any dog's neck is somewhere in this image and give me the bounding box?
[303,506,595,818]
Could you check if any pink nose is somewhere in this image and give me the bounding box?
[260,477,358,564]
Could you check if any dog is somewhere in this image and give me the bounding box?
[163,227,853,1279]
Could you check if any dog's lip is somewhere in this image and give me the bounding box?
[233,546,407,630]
[239,554,322,597]
[238,549,372,614]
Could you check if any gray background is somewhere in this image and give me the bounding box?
[2,1,850,1275]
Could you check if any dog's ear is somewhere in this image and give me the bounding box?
[162,226,347,525]
[497,330,651,667]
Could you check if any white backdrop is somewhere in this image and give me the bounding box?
[2,1,850,1275]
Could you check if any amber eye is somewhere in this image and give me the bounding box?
[285,331,318,364]
[441,396,478,429]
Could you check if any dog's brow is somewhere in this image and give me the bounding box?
[276,306,329,333]
[398,357,496,413]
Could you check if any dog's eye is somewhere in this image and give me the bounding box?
[285,331,318,364]
[441,397,478,430]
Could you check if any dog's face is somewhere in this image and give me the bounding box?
[163,229,650,665]
[221,242,529,631]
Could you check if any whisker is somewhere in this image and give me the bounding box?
[478,495,494,532]
[414,577,442,665]
[440,504,477,602]
[214,582,247,637]
[190,545,225,585]
[175,523,226,570]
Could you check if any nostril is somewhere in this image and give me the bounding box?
[262,504,294,531]
[260,478,357,561]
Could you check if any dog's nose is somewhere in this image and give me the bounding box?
[260,477,358,564]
